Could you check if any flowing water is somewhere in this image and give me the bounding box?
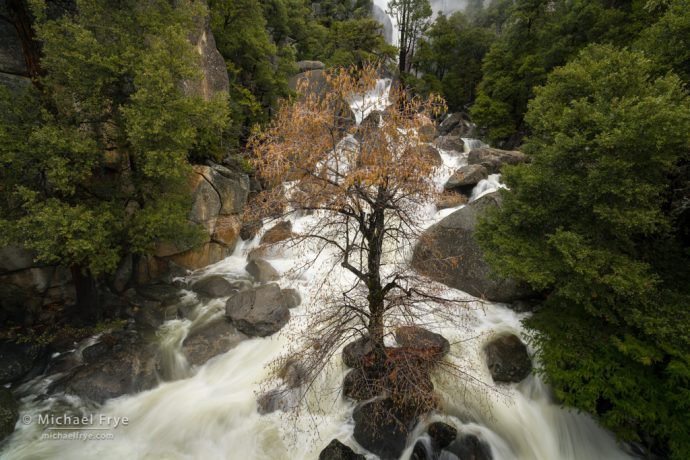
[0,82,635,460]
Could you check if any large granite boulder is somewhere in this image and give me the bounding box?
[191,275,243,298]
[319,439,366,460]
[394,326,450,359]
[438,112,474,137]
[0,342,41,385]
[53,334,159,404]
[225,283,291,336]
[260,221,294,245]
[441,433,493,460]
[0,387,18,442]
[484,334,532,383]
[182,319,246,366]
[245,259,279,283]
[353,398,416,460]
[434,135,465,152]
[197,163,250,216]
[407,144,443,167]
[296,60,325,72]
[183,10,229,100]
[467,147,528,174]
[412,192,531,302]
[444,165,489,194]
[435,191,467,210]
[342,336,373,368]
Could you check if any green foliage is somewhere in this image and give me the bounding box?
[411,12,494,111]
[387,0,432,73]
[323,19,396,68]
[470,0,649,146]
[477,45,690,458]
[1,1,228,283]
[637,0,690,85]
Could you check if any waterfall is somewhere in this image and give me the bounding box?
[0,83,636,460]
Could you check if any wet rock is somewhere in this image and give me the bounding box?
[394,326,450,359]
[467,147,528,174]
[411,441,432,460]
[135,284,181,303]
[245,259,279,283]
[484,334,532,383]
[342,337,373,368]
[197,163,250,216]
[439,113,473,137]
[0,387,18,442]
[212,215,241,249]
[191,275,238,298]
[240,220,262,241]
[225,283,290,337]
[168,242,231,271]
[434,135,465,152]
[260,221,293,245]
[281,288,301,309]
[428,422,457,449]
[435,191,468,210]
[441,433,493,460]
[444,165,489,194]
[182,319,246,366]
[412,192,532,302]
[353,398,416,460]
[54,335,159,404]
[319,439,366,460]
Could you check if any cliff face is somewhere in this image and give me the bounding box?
[0,0,33,89]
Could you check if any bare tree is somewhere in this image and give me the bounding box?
[248,66,482,421]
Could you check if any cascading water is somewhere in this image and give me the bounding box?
[0,82,635,460]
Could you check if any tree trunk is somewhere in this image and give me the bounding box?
[70,265,101,324]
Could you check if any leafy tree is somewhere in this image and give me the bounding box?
[208,0,295,148]
[637,0,690,85]
[411,12,494,111]
[477,45,690,459]
[470,0,647,146]
[0,0,228,319]
[387,0,432,74]
[323,19,397,68]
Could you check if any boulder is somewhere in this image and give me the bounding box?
[225,283,290,337]
[467,147,528,174]
[240,220,263,241]
[191,275,238,298]
[435,191,468,210]
[394,326,450,359]
[484,334,532,383]
[53,335,158,404]
[439,113,473,137]
[427,422,457,449]
[289,69,328,97]
[281,288,301,309]
[342,337,373,368]
[188,167,222,234]
[0,387,18,442]
[441,434,493,460]
[411,441,432,460]
[182,319,246,366]
[245,259,280,283]
[412,192,531,302]
[260,221,294,245]
[277,359,308,388]
[297,60,325,72]
[353,398,416,460]
[418,123,438,143]
[0,15,27,76]
[434,135,465,152]
[407,144,443,167]
[444,165,489,194]
[319,439,366,460]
